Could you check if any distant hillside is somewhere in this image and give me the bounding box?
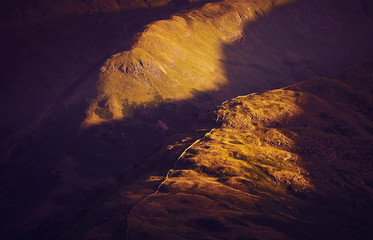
[84,0,373,127]
[1,0,373,239]
[84,0,294,126]
[127,62,373,239]
[0,0,210,131]
[0,0,206,27]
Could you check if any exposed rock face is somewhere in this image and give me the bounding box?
[128,62,373,240]
[1,0,373,239]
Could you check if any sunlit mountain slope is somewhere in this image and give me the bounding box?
[0,0,210,131]
[85,0,373,126]
[84,0,295,125]
[1,0,373,239]
[127,62,373,239]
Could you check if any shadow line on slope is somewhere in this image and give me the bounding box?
[3,0,373,239]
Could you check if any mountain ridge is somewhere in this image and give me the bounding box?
[127,61,373,239]
[1,0,373,239]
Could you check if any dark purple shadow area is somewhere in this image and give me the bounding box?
[0,1,220,239]
[217,0,373,238]
[219,0,373,100]
[1,0,373,239]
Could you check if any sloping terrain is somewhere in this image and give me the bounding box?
[1,0,373,239]
[84,0,294,125]
[85,0,373,126]
[0,0,209,131]
[1,1,214,239]
[127,62,373,239]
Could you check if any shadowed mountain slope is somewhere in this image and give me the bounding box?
[85,0,373,126]
[1,0,373,239]
[127,62,373,240]
[84,0,295,126]
[0,0,210,131]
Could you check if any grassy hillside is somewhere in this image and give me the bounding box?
[2,0,373,239]
[85,0,373,127]
[84,0,294,125]
[0,0,211,131]
[127,62,373,239]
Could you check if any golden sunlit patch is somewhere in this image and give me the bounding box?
[83,0,296,127]
[128,63,373,238]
